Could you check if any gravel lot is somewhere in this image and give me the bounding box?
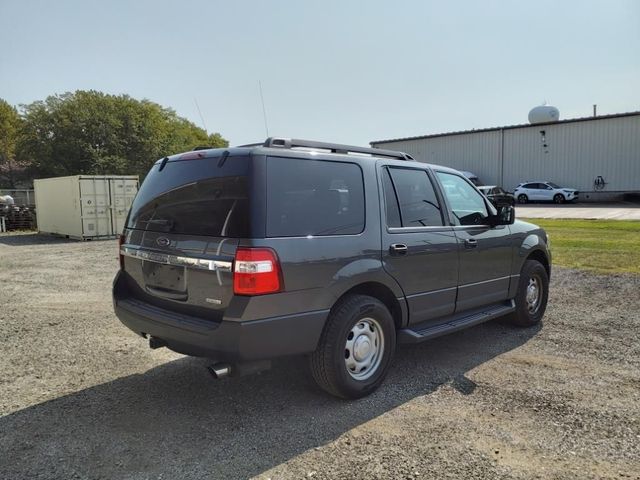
[1,233,639,480]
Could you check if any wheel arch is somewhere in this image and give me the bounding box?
[517,233,551,272]
[509,232,552,298]
[526,249,551,278]
[331,282,406,329]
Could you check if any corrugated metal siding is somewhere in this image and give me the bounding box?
[374,114,640,193]
[375,131,503,185]
[503,116,640,191]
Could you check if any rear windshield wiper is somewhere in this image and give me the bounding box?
[140,218,174,231]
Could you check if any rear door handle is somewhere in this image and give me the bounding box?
[389,243,408,255]
[464,238,478,249]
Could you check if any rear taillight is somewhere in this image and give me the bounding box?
[118,234,125,270]
[233,247,282,295]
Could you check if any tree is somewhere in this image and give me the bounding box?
[17,90,228,181]
[0,98,28,187]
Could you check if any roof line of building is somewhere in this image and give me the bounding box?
[369,110,640,146]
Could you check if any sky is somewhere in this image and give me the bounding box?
[1,0,639,147]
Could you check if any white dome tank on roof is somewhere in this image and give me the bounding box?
[528,104,560,124]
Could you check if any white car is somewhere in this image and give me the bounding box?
[513,181,579,204]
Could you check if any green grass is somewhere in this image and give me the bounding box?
[522,218,640,274]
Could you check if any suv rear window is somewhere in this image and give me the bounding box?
[127,156,250,237]
[266,156,365,237]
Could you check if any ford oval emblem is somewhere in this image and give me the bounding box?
[156,236,170,247]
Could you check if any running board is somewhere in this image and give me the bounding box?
[398,300,515,344]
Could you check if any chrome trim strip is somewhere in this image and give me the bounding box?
[121,246,232,272]
[387,226,454,233]
[405,286,457,299]
[404,276,517,300]
[458,275,510,289]
[451,225,491,229]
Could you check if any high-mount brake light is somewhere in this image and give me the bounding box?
[233,248,282,295]
[178,151,206,160]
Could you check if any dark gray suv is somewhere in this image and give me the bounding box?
[113,138,551,399]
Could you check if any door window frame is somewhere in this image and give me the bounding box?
[432,169,497,229]
[377,162,451,234]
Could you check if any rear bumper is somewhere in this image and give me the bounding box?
[112,271,328,361]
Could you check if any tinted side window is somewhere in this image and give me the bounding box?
[382,168,401,227]
[436,172,489,226]
[388,168,443,227]
[522,183,535,189]
[266,157,365,237]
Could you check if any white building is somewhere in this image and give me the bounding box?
[371,111,640,201]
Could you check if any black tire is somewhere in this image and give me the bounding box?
[517,194,528,204]
[509,259,549,327]
[553,193,565,204]
[310,295,396,399]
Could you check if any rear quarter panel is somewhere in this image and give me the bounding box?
[227,157,404,322]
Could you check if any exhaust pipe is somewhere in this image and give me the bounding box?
[208,363,231,379]
[206,360,271,379]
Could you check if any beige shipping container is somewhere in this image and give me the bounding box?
[34,175,139,240]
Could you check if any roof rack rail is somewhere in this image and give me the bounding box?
[192,145,212,151]
[263,137,414,161]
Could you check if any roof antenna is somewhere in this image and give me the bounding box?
[259,80,270,137]
[194,98,208,133]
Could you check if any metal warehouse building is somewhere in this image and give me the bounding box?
[371,111,640,201]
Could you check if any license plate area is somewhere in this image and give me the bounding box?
[142,262,187,292]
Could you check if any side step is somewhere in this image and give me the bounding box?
[398,300,515,344]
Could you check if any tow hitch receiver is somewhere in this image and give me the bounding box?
[149,336,167,350]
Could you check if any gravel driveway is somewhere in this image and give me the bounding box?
[1,233,639,479]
